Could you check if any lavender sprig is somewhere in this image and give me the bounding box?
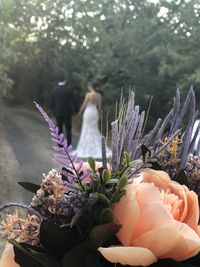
[112,88,199,174]
[34,102,84,190]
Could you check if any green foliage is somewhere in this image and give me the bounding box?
[102,169,111,183]
[88,157,96,172]
[76,151,130,228]
[97,193,110,207]
[0,0,200,125]
[176,170,189,187]
[89,223,120,249]
[117,175,128,191]
[10,240,60,267]
[0,66,13,97]
[110,189,126,203]
[11,221,121,267]
[40,220,79,260]
[61,243,102,267]
[100,208,114,224]
[18,182,40,193]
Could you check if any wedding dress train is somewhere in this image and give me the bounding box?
[76,102,111,159]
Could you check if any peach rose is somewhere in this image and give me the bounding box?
[99,168,200,266]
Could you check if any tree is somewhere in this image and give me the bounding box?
[0,0,199,127]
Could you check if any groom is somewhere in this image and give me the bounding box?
[50,77,75,145]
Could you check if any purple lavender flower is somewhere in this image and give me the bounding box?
[112,88,199,174]
[34,102,84,185]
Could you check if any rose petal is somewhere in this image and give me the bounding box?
[183,191,200,233]
[198,226,200,236]
[171,184,188,222]
[0,243,19,267]
[114,183,140,246]
[175,220,200,240]
[132,227,188,259]
[98,246,157,266]
[172,221,200,260]
[132,203,173,238]
[142,169,171,189]
[135,182,162,205]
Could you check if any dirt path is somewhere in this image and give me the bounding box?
[0,106,78,255]
[0,127,23,203]
[1,107,56,203]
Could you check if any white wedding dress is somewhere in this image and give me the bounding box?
[192,119,200,156]
[76,102,111,159]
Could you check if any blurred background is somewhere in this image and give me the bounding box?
[1,0,200,121]
[0,0,200,203]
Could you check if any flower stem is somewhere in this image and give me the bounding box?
[64,148,85,191]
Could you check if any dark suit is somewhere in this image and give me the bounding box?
[50,83,75,145]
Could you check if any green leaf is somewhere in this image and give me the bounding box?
[110,189,126,203]
[90,204,104,223]
[177,170,189,187]
[61,243,103,267]
[82,252,103,267]
[150,160,162,171]
[117,175,128,190]
[124,151,130,166]
[141,144,151,163]
[12,242,46,254]
[40,220,78,261]
[97,183,106,193]
[88,192,99,206]
[106,178,118,185]
[18,182,40,193]
[10,240,60,267]
[88,157,96,171]
[102,169,110,183]
[100,208,114,224]
[97,193,110,206]
[89,223,121,249]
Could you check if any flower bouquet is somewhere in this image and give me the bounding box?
[0,88,200,267]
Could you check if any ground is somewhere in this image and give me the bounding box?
[0,127,23,254]
[0,105,78,255]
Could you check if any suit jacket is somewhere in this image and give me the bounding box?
[50,84,75,117]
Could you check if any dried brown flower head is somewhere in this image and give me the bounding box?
[31,169,73,223]
[0,210,41,245]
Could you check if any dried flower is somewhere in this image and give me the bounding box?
[31,169,87,224]
[185,154,200,202]
[0,210,41,245]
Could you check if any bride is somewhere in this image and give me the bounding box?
[75,81,111,159]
